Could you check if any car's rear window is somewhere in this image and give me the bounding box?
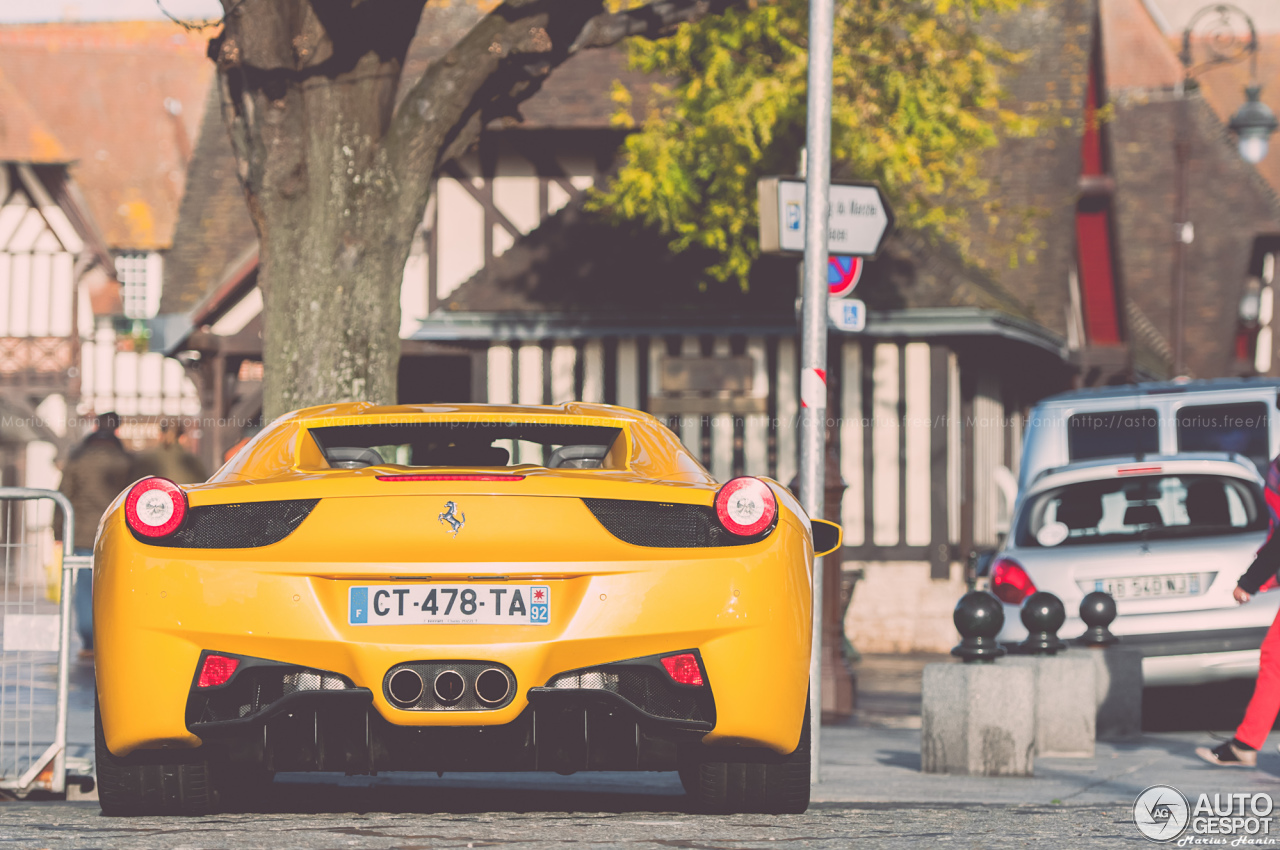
[1015,473,1266,548]
[1067,409,1159,462]
[307,422,625,470]
[1177,401,1270,473]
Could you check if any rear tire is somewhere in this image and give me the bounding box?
[95,700,215,816]
[679,709,811,814]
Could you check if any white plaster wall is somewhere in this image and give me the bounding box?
[843,560,966,653]
[435,175,485,300]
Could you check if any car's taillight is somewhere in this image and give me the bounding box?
[660,653,705,687]
[196,654,239,688]
[991,557,1037,605]
[713,477,777,537]
[124,477,188,538]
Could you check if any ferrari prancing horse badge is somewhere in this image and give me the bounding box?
[438,501,465,537]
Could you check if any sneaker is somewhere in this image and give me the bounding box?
[1196,741,1257,767]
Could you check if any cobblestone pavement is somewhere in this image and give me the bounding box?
[0,798,1142,849]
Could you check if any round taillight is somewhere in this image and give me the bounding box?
[714,477,778,537]
[991,557,1037,605]
[125,477,188,538]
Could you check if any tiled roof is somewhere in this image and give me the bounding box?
[955,0,1094,340]
[160,83,258,317]
[1101,0,1183,93]
[516,48,655,129]
[0,67,68,163]
[0,22,214,250]
[1111,92,1280,378]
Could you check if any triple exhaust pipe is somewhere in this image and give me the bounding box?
[387,666,512,708]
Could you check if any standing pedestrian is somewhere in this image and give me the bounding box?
[1197,455,1280,766]
[132,420,207,484]
[58,412,133,657]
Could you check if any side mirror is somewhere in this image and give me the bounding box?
[811,519,843,557]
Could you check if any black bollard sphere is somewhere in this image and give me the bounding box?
[951,591,1006,662]
[1017,591,1067,655]
[1075,591,1119,646]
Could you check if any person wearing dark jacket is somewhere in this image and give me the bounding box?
[1197,457,1280,767]
[132,420,207,484]
[58,412,133,655]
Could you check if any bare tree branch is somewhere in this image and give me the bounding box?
[570,0,740,52]
[382,0,741,234]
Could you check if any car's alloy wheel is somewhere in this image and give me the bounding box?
[679,708,811,814]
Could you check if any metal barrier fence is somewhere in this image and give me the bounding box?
[0,488,78,796]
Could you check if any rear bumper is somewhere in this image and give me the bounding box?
[1119,627,1269,658]
[999,605,1270,686]
[177,652,717,774]
[187,650,715,735]
[93,513,812,758]
[173,690,725,775]
[1142,650,1262,686]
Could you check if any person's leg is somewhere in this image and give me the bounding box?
[72,549,93,652]
[1236,608,1280,749]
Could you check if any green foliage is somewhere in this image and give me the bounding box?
[590,0,1035,289]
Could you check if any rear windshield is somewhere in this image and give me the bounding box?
[1177,402,1270,473]
[1015,473,1266,548]
[307,422,624,469]
[1067,409,1159,462]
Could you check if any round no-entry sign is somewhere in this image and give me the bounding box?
[828,255,863,298]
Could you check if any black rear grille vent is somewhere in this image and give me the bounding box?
[582,498,758,548]
[134,499,319,549]
[547,666,712,724]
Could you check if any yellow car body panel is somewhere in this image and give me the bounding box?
[94,403,817,759]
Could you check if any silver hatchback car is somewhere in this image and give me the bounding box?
[993,454,1277,686]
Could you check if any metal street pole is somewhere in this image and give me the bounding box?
[800,0,834,786]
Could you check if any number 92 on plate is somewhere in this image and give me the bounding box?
[349,584,550,626]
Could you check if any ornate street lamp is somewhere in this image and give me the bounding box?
[1170,4,1271,376]
[1229,84,1279,165]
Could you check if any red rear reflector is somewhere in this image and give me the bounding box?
[196,654,240,688]
[660,653,705,687]
[376,474,526,482]
[1117,466,1161,476]
[991,558,1037,605]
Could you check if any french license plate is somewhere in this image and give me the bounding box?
[1097,574,1200,600]
[348,584,550,626]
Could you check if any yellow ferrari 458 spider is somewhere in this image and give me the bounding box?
[92,402,840,815]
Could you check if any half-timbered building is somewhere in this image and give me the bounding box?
[0,21,211,489]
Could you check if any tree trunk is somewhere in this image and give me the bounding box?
[214,2,425,419]
[211,0,736,421]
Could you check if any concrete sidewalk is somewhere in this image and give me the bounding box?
[813,652,1279,806]
[813,726,1280,804]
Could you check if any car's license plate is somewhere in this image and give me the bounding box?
[1098,574,1201,599]
[348,584,550,626]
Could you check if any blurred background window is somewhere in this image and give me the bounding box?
[116,252,163,320]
